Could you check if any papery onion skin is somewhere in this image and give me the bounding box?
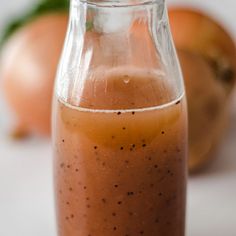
[178,50,229,172]
[169,8,236,172]
[169,7,236,92]
[1,13,68,136]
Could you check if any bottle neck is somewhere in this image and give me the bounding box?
[57,0,184,107]
[70,0,166,35]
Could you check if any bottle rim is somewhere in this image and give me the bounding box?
[78,0,163,8]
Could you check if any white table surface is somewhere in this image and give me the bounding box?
[0,0,236,235]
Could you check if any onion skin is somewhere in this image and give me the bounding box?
[168,8,236,63]
[169,7,236,93]
[168,8,236,172]
[1,13,68,136]
[178,50,229,172]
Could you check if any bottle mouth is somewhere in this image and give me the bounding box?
[79,0,162,7]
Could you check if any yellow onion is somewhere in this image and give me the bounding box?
[1,13,68,136]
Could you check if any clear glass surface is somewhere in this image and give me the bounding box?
[52,0,188,235]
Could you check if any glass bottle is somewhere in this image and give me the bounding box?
[52,0,188,235]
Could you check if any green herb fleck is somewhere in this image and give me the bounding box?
[86,21,94,31]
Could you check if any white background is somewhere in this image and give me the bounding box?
[0,0,236,235]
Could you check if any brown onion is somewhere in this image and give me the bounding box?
[169,8,236,172]
[1,13,68,136]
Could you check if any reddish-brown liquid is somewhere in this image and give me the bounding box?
[53,68,187,236]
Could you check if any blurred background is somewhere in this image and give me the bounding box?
[0,0,236,235]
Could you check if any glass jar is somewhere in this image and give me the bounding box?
[52,0,188,235]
